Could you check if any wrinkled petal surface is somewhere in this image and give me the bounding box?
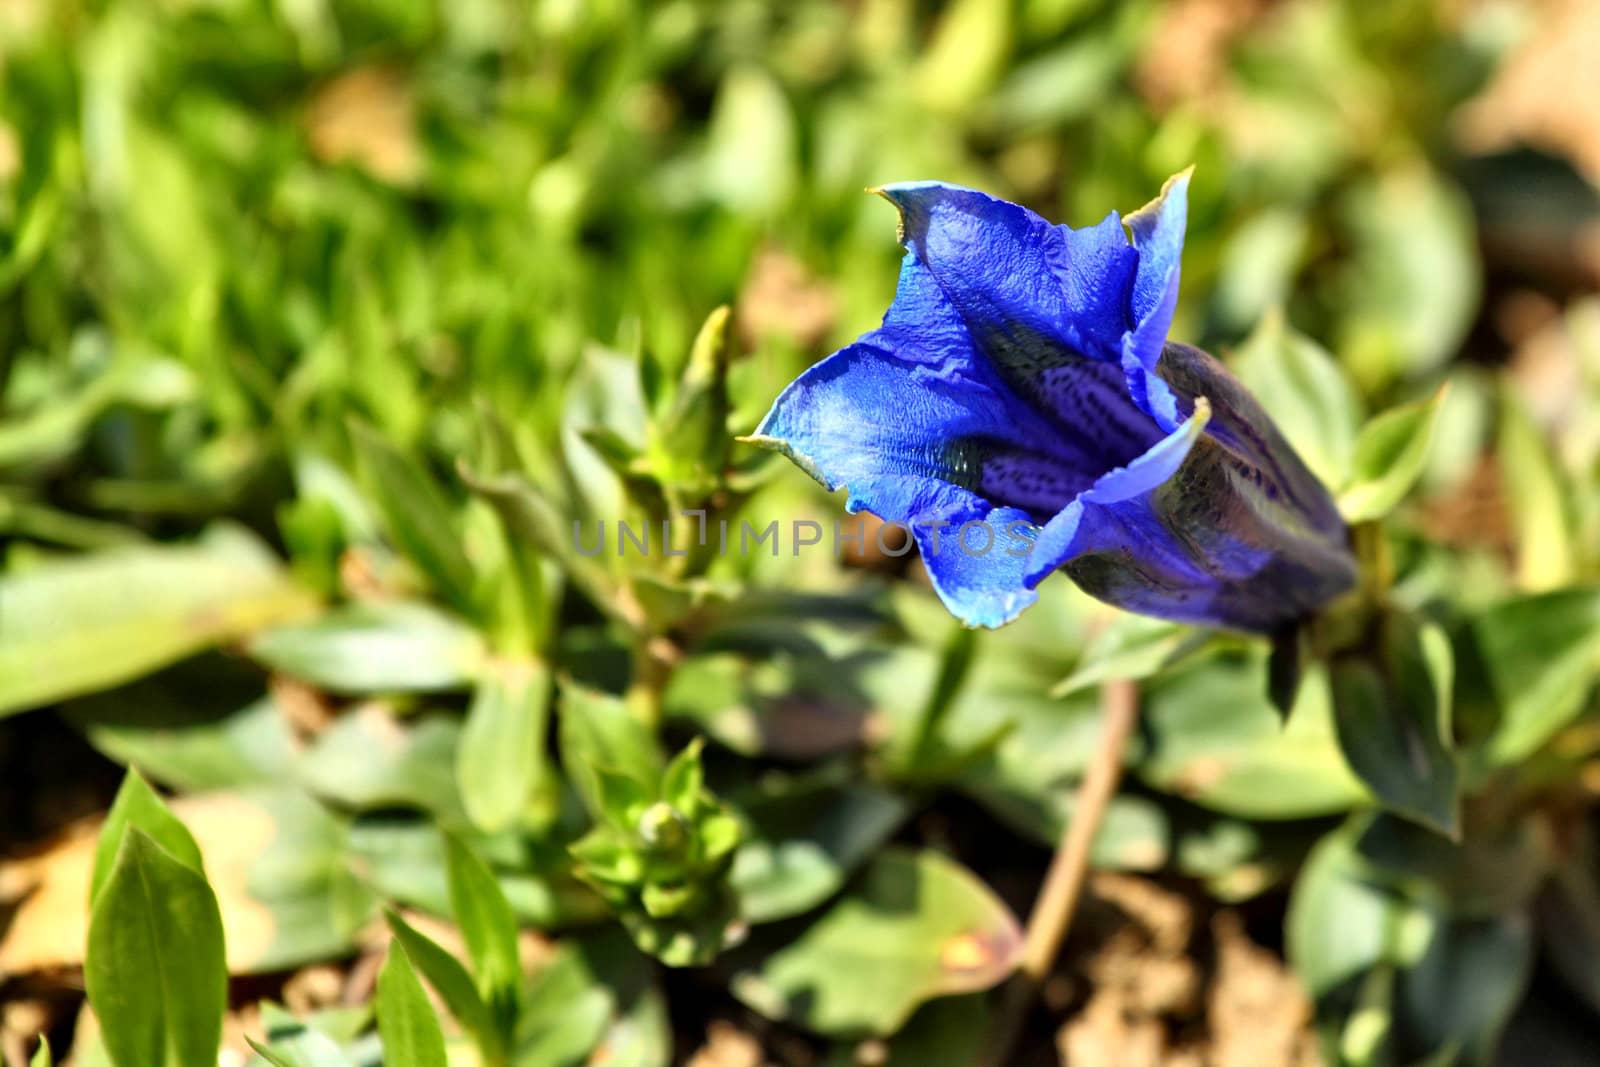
[751,172,1356,632]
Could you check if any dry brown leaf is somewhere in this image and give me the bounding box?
[1134,0,1264,110]
[687,1020,766,1067]
[1457,0,1600,186]
[737,247,838,351]
[305,66,421,186]
[0,794,279,977]
[1207,911,1320,1067]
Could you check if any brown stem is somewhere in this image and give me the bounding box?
[979,677,1141,1067]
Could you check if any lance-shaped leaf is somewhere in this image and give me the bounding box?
[350,420,476,616]
[376,942,449,1067]
[90,768,205,904]
[85,830,228,1067]
[457,659,551,833]
[1332,614,1459,838]
[0,525,312,718]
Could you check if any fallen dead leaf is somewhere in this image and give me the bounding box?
[1134,0,1264,110]
[1207,911,1320,1067]
[305,66,421,186]
[1457,0,1600,186]
[737,247,838,351]
[687,1020,766,1067]
[0,793,278,977]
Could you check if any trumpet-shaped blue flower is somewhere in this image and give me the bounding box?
[747,171,1357,632]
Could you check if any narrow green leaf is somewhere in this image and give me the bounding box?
[376,944,449,1067]
[350,420,476,615]
[443,833,522,1036]
[85,830,227,1067]
[1497,387,1578,591]
[91,768,205,905]
[1338,388,1445,522]
[0,526,312,718]
[384,910,497,1058]
[457,660,551,832]
[244,1038,299,1067]
[250,601,485,695]
[29,1037,51,1067]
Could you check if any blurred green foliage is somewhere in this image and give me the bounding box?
[3,0,1600,1065]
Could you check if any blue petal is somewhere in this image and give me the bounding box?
[875,182,1137,366]
[748,338,1044,627]
[902,495,1041,629]
[1024,398,1215,589]
[1120,170,1191,430]
[1125,168,1191,367]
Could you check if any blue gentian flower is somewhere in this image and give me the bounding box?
[746,171,1357,633]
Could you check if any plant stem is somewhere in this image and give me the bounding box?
[979,677,1141,1067]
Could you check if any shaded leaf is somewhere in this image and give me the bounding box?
[729,774,910,924]
[1141,652,1367,819]
[298,707,463,817]
[1231,309,1363,488]
[350,421,476,615]
[1331,615,1459,839]
[1469,587,1600,769]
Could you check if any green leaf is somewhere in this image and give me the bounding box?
[457,660,551,833]
[91,768,205,905]
[298,709,464,818]
[384,910,497,1061]
[245,1005,354,1067]
[350,420,476,616]
[514,931,668,1067]
[730,848,1022,1037]
[1469,587,1600,769]
[1497,387,1579,592]
[1335,168,1480,390]
[1338,388,1445,522]
[85,830,228,1067]
[1141,652,1368,819]
[245,1038,298,1067]
[443,832,522,1037]
[376,943,449,1067]
[730,775,910,924]
[29,1038,51,1067]
[1287,826,1407,1004]
[67,693,296,794]
[1331,615,1460,839]
[0,526,312,717]
[1399,912,1532,1063]
[250,601,485,695]
[1049,614,1217,697]
[557,682,663,819]
[1230,309,1363,488]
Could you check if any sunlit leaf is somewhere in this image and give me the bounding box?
[731,849,1021,1036]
